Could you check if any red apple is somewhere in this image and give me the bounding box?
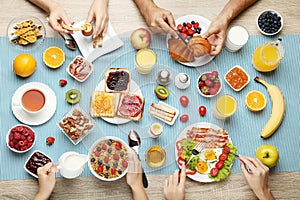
[130,28,151,50]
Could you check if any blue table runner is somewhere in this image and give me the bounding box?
[0,34,299,180]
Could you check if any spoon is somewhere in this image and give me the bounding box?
[58,31,77,51]
[128,130,148,188]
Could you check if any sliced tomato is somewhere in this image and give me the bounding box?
[219,153,229,161]
[177,156,186,166]
[215,160,225,169]
[210,167,219,177]
[222,146,230,154]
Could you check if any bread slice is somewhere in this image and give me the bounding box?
[90,91,116,118]
[104,68,131,93]
[116,93,144,121]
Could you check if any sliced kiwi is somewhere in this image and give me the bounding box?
[66,89,81,104]
[155,85,170,100]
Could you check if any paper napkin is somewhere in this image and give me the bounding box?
[71,20,124,63]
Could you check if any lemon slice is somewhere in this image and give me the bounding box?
[245,90,267,112]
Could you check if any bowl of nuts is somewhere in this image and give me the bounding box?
[58,105,95,145]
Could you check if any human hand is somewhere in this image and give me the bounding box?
[239,156,275,200]
[48,4,72,33]
[86,0,109,39]
[126,149,143,189]
[141,4,177,37]
[34,162,57,200]
[202,18,228,56]
[164,164,186,200]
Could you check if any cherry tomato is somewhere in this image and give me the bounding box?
[210,167,219,177]
[180,96,189,107]
[222,146,231,154]
[198,106,207,116]
[215,160,225,170]
[180,114,189,122]
[219,153,229,161]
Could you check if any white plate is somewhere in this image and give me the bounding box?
[11,82,57,126]
[166,15,214,67]
[95,79,142,124]
[175,122,232,183]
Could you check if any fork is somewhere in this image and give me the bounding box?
[185,142,206,165]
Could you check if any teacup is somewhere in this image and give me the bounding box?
[14,88,46,114]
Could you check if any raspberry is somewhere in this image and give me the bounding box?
[18,141,25,146]
[14,133,21,140]
[20,135,26,141]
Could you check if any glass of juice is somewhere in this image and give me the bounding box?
[252,38,284,72]
[213,94,238,119]
[145,146,166,168]
[135,48,157,74]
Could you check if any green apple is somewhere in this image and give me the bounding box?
[256,144,279,168]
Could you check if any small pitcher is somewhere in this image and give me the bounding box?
[57,151,88,179]
[252,38,284,72]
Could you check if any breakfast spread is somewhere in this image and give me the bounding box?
[116,93,144,121]
[10,19,43,46]
[89,139,129,180]
[105,68,131,93]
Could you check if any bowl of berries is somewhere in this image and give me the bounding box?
[6,124,35,153]
[257,9,283,36]
[197,71,222,98]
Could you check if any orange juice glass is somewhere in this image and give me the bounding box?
[213,95,238,119]
[252,38,284,72]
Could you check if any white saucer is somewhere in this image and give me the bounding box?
[11,82,57,126]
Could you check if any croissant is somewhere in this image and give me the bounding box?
[168,38,195,62]
[188,36,211,57]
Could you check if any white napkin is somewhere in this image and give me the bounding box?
[71,20,124,63]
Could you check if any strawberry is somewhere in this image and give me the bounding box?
[187,29,194,36]
[212,71,219,77]
[181,26,187,33]
[102,143,107,150]
[201,86,209,95]
[104,156,109,163]
[94,151,100,157]
[209,87,218,95]
[111,168,116,175]
[122,160,128,168]
[113,154,120,160]
[200,74,207,82]
[186,22,192,29]
[199,81,205,87]
[59,79,67,87]
[205,79,213,87]
[214,82,221,90]
[46,136,55,145]
[193,22,199,29]
[115,142,122,150]
[177,24,183,32]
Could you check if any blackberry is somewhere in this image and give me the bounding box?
[90,158,96,162]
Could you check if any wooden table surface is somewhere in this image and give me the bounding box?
[1,0,299,199]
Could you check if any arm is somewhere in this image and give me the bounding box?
[239,156,275,200]
[164,165,186,200]
[28,0,71,32]
[34,162,57,200]
[86,0,109,39]
[126,149,149,200]
[133,0,176,36]
[203,0,257,56]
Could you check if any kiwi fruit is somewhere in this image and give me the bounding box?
[155,85,170,100]
[66,89,81,104]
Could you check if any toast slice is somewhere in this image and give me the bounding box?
[90,91,116,118]
[104,68,131,93]
[116,93,144,121]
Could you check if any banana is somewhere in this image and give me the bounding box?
[254,76,285,138]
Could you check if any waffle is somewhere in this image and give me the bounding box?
[11,19,43,45]
[90,91,116,118]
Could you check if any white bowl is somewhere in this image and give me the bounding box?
[6,124,35,153]
[88,136,131,181]
[257,9,283,36]
[66,56,94,82]
[224,65,250,92]
[197,71,222,98]
[24,150,52,178]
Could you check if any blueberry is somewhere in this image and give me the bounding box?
[113,162,118,168]
[97,147,102,151]
[106,164,110,170]
[107,139,112,146]
[120,151,124,157]
[104,173,109,178]
[191,20,195,24]
[182,22,187,27]
[98,160,103,165]
[118,169,123,174]
[90,158,96,162]
[107,148,112,153]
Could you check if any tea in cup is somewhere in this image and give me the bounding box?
[15,88,46,114]
[145,146,166,168]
